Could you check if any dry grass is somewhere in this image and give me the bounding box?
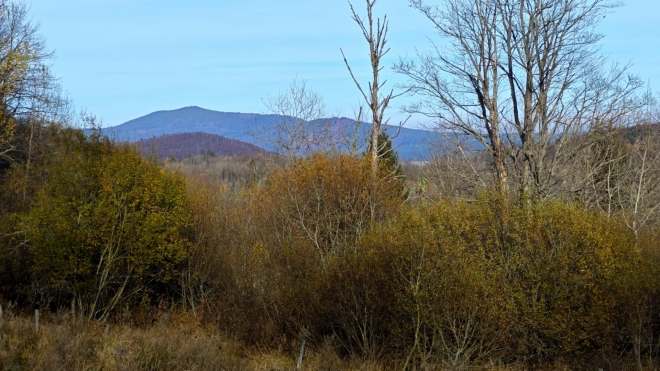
[0,309,387,371]
[0,309,247,370]
[0,308,647,370]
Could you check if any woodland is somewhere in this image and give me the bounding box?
[2,0,660,370]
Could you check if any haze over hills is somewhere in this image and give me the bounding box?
[103,106,439,160]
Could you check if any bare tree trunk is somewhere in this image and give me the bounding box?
[397,0,644,201]
[342,0,399,177]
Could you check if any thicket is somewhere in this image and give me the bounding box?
[170,149,659,369]
[1,126,190,320]
[2,123,660,369]
[185,184,660,369]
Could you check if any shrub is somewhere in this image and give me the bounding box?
[184,153,404,346]
[256,153,403,260]
[8,127,190,319]
[340,196,640,367]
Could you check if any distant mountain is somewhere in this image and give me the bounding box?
[104,107,273,144]
[136,132,266,160]
[104,106,439,160]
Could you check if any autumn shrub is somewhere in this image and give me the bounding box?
[181,153,405,347]
[328,196,641,368]
[180,175,288,342]
[255,153,403,259]
[1,127,190,320]
[184,153,648,367]
[324,201,500,367]
[178,176,234,311]
[253,153,405,335]
[615,228,660,369]
[468,198,637,365]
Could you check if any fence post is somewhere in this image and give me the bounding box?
[296,339,306,370]
[35,309,40,333]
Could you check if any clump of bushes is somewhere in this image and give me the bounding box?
[183,154,660,368]
[345,197,642,367]
[0,126,190,320]
[183,153,405,345]
[3,135,660,369]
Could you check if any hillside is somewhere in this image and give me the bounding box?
[103,106,439,160]
[620,122,660,144]
[136,132,266,160]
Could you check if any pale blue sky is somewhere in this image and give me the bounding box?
[28,0,660,128]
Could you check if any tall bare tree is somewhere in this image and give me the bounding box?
[395,0,644,199]
[342,0,398,175]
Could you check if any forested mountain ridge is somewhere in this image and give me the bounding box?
[136,132,267,160]
[103,106,438,160]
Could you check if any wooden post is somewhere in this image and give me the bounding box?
[0,304,3,320]
[104,324,110,338]
[296,339,306,370]
[35,309,40,333]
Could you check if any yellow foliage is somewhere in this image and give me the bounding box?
[350,196,640,365]
[15,127,191,319]
[0,43,32,156]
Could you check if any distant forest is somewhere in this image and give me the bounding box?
[135,132,266,160]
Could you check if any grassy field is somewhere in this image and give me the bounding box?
[0,308,650,371]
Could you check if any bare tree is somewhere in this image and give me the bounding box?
[568,96,660,233]
[342,0,401,175]
[619,131,660,235]
[395,0,644,199]
[0,0,66,163]
[257,77,336,161]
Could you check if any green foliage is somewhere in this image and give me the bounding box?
[7,127,190,319]
[375,131,404,180]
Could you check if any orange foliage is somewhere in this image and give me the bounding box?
[255,153,403,261]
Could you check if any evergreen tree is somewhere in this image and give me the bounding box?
[368,131,407,199]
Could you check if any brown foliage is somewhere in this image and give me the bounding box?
[255,153,403,260]
[5,139,660,369]
[170,151,660,368]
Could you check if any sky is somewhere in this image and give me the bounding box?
[27,0,660,128]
